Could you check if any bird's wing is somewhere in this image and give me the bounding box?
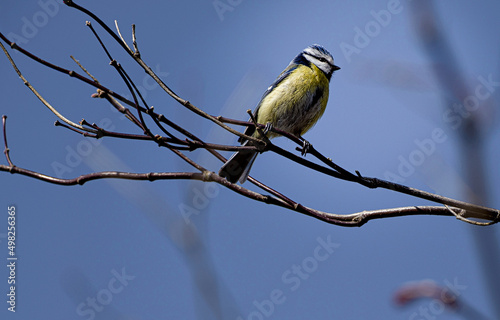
[239,63,298,142]
[257,63,298,112]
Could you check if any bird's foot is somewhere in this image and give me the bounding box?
[299,139,311,156]
[263,122,273,136]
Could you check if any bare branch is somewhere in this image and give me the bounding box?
[0,1,498,228]
[114,20,133,54]
[2,116,13,167]
[70,55,99,83]
[0,40,97,134]
[0,160,489,227]
[131,24,139,56]
[1,115,498,227]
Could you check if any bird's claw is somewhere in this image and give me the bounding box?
[263,122,273,135]
[300,140,311,156]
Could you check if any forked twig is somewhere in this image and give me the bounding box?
[0,1,499,227]
[2,116,13,167]
[0,41,98,134]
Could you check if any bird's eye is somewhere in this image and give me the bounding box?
[318,57,327,62]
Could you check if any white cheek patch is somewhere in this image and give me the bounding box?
[308,58,331,75]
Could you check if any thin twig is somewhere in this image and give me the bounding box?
[63,0,258,144]
[115,20,132,53]
[246,109,269,147]
[1,4,499,226]
[444,205,496,226]
[2,116,13,167]
[0,40,98,134]
[131,24,139,56]
[85,21,150,134]
[54,120,98,138]
[70,55,99,83]
[0,159,493,227]
[0,32,138,122]
[88,22,183,141]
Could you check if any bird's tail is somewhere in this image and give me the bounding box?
[219,141,258,184]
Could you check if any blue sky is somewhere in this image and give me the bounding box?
[1,0,499,319]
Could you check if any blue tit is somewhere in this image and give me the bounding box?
[219,44,340,184]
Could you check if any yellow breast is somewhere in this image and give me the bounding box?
[254,63,330,139]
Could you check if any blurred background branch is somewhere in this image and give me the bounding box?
[0,1,499,319]
[411,1,500,318]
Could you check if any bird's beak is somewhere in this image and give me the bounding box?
[333,65,341,71]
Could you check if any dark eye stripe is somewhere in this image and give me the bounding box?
[305,52,333,67]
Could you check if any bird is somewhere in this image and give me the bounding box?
[219,44,340,184]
